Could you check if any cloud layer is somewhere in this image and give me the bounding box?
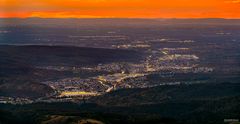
[0,0,239,18]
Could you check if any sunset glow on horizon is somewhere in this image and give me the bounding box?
[0,0,240,18]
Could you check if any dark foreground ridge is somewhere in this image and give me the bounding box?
[0,82,240,124]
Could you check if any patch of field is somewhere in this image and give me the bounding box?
[60,91,99,97]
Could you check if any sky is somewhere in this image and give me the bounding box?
[0,0,240,18]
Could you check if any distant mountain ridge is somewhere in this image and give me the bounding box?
[1,18,240,27]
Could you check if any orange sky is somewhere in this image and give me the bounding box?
[0,0,240,18]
